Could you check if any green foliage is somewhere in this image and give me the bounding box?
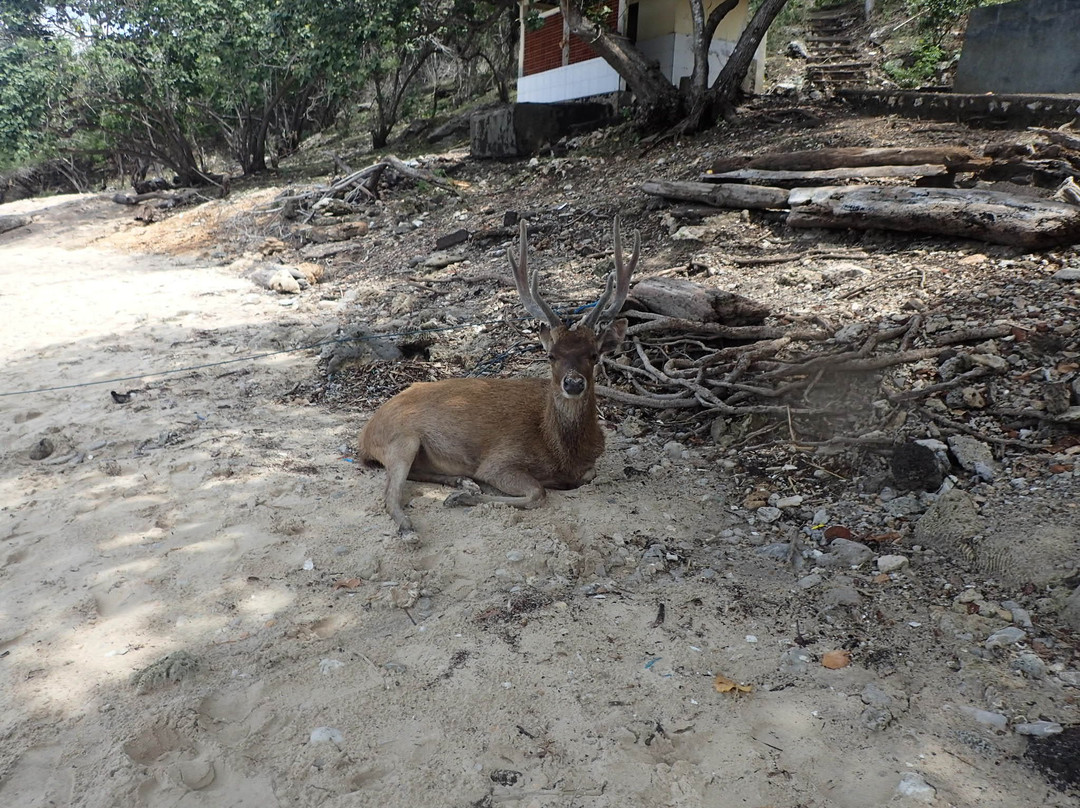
[909,0,980,48]
[883,41,946,87]
[0,0,513,183]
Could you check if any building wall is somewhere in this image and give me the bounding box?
[518,58,624,104]
[520,0,763,96]
[522,12,564,77]
[954,0,1080,94]
[672,0,751,40]
[522,7,619,77]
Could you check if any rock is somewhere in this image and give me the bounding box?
[435,228,469,250]
[884,495,925,517]
[786,39,810,59]
[913,488,983,557]
[1053,267,1080,280]
[822,584,862,608]
[29,438,55,460]
[309,727,344,745]
[861,682,894,708]
[1015,721,1067,734]
[959,706,1008,731]
[985,626,1026,649]
[938,353,973,381]
[819,538,873,568]
[778,647,812,675]
[756,506,782,523]
[419,250,467,269]
[319,659,344,675]
[1012,652,1046,679]
[877,554,909,573]
[1061,585,1080,632]
[663,440,686,460]
[757,542,792,560]
[891,441,945,491]
[1001,600,1033,628]
[862,706,893,731]
[130,650,200,694]
[1015,721,1063,737]
[775,495,803,509]
[947,435,997,481]
[797,573,823,589]
[176,757,216,790]
[896,772,936,803]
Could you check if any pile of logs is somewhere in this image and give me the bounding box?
[273,154,461,220]
[644,134,1080,248]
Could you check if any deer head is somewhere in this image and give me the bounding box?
[507,217,638,401]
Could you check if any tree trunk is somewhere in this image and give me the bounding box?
[696,0,791,128]
[786,185,1080,248]
[560,1,682,128]
[641,179,790,209]
[710,146,984,173]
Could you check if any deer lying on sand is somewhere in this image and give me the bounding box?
[357,217,638,537]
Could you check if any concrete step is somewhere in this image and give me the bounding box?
[807,2,863,20]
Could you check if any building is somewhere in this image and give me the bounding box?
[516,0,765,105]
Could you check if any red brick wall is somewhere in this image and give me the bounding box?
[568,8,618,66]
[523,9,619,77]
[523,15,564,77]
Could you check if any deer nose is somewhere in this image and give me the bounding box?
[562,373,586,397]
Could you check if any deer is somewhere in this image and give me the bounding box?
[357,217,639,539]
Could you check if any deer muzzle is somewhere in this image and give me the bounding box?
[561,372,587,398]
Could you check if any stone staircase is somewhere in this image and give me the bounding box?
[805,2,870,91]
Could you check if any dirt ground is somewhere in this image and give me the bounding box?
[2,106,1079,808]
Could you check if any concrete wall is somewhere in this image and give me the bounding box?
[954,0,1080,94]
[471,102,615,158]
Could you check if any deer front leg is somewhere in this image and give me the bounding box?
[443,467,547,510]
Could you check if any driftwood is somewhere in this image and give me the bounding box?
[787,185,1080,248]
[112,188,203,208]
[629,278,770,325]
[640,180,790,209]
[702,164,951,187]
[293,220,369,244]
[709,146,985,174]
[0,215,31,235]
[273,154,461,222]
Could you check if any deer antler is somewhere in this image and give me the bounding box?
[581,215,638,330]
[508,220,563,328]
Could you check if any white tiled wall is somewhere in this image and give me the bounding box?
[518,58,623,103]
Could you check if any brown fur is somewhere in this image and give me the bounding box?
[357,321,626,535]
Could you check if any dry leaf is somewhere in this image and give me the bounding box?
[822,650,851,670]
[713,674,753,694]
[824,525,853,540]
[867,531,902,544]
[873,573,890,584]
[332,578,363,590]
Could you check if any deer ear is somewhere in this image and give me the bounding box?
[598,319,627,355]
[538,325,555,352]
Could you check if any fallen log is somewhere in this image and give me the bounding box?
[630,278,770,325]
[710,146,985,173]
[702,164,951,186]
[787,185,1080,248]
[293,220,369,244]
[0,215,32,235]
[641,180,790,210]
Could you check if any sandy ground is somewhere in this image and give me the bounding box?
[0,189,1077,808]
